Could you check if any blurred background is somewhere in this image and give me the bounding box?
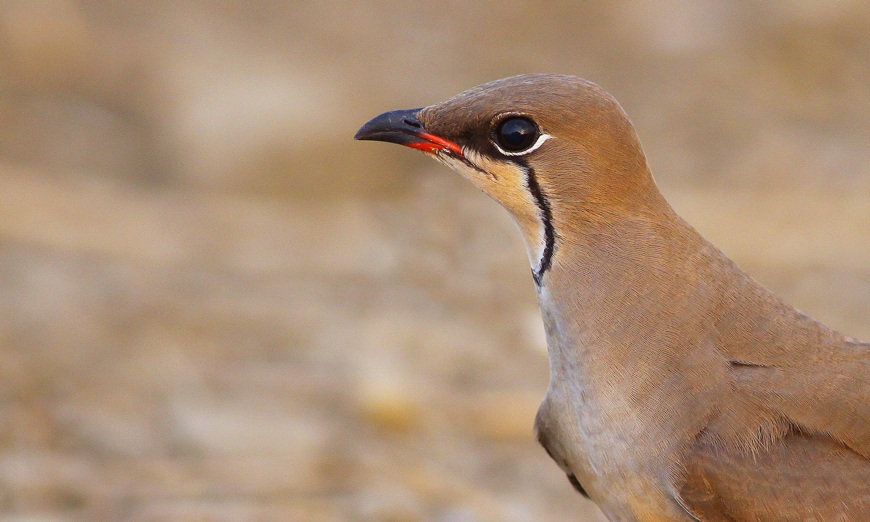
[1,2,868,521]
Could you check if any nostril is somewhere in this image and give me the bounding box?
[403,117,422,129]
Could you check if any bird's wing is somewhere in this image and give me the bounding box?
[729,339,870,458]
[675,425,870,520]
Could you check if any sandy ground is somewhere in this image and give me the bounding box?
[1,2,868,521]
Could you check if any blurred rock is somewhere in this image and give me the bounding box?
[356,375,421,435]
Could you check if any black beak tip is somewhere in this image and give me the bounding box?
[353,126,372,141]
[354,108,425,142]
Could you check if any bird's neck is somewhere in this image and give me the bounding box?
[536,202,837,407]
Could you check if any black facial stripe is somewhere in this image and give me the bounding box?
[517,160,556,286]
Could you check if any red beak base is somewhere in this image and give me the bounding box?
[407,132,464,156]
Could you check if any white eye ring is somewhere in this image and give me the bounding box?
[492,132,552,157]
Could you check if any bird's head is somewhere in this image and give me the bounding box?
[355,74,661,285]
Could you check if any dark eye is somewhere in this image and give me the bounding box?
[494,117,539,153]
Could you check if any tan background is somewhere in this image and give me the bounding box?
[1,2,868,521]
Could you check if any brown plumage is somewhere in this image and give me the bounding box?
[355,74,869,521]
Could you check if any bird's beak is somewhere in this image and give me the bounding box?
[354,108,463,157]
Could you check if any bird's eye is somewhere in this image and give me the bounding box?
[494,117,540,153]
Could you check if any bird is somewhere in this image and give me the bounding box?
[355,74,869,521]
